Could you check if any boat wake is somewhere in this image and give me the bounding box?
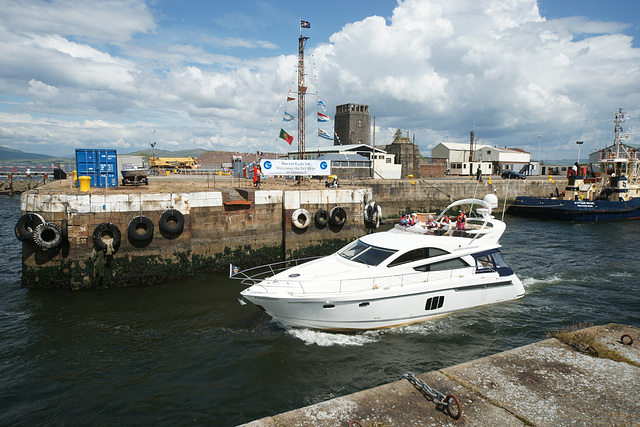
[285,326,382,347]
[521,274,563,288]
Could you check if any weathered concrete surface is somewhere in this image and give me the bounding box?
[241,324,640,426]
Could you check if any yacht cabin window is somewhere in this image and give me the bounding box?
[413,258,469,272]
[337,239,397,266]
[387,248,449,268]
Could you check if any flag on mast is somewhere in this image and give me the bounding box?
[318,129,333,140]
[301,20,310,28]
[284,112,294,121]
[279,129,294,145]
[317,112,330,122]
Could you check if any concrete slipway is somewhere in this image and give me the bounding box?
[241,324,640,426]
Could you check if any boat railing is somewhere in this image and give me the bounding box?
[229,256,323,286]
[255,267,476,295]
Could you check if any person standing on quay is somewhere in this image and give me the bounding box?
[253,164,261,189]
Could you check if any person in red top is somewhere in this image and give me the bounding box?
[253,164,261,189]
[456,211,467,230]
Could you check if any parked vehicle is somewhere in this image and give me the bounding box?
[501,171,526,179]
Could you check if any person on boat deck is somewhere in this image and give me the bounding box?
[456,211,467,230]
[426,215,438,229]
[409,213,418,226]
[439,215,450,230]
[399,214,409,226]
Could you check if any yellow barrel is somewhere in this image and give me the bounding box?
[73,170,77,181]
[78,176,91,191]
[165,170,170,176]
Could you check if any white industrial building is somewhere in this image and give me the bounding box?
[432,142,535,175]
[285,144,402,179]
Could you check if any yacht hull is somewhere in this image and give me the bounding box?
[508,196,640,221]
[241,274,524,331]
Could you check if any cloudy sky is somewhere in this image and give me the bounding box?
[1,0,640,161]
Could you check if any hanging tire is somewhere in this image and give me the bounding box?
[15,213,45,241]
[329,206,347,226]
[363,204,373,223]
[60,219,68,241]
[315,209,329,227]
[368,203,382,230]
[369,211,381,230]
[364,202,381,229]
[93,222,121,252]
[128,216,154,241]
[159,209,184,234]
[291,208,312,229]
[33,222,62,249]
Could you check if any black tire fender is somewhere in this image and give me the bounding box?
[15,213,45,241]
[315,209,329,227]
[329,206,347,226]
[93,222,121,252]
[159,209,184,234]
[33,222,62,249]
[60,219,68,241]
[128,216,154,241]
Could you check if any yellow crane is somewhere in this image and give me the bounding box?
[149,157,198,169]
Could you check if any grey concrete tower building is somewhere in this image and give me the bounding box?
[334,103,371,146]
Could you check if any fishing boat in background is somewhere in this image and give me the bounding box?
[231,196,525,331]
[508,108,640,221]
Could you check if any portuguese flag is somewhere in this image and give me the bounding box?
[279,128,294,145]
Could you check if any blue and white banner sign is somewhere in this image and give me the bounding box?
[260,159,331,176]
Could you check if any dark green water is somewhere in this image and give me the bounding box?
[1,195,639,425]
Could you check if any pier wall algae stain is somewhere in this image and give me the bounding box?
[19,188,371,289]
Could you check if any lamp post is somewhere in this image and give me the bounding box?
[576,140,583,164]
[537,135,541,161]
[150,130,156,159]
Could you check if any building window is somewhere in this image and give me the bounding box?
[358,120,362,127]
[487,150,492,155]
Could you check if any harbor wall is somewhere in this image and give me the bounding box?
[18,177,563,289]
[20,188,369,289]
[368,177,563,216]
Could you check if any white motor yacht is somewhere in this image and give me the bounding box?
[233,195,525,331]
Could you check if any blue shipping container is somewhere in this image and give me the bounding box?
[76,149,118,188]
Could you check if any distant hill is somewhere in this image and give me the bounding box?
[0,146,55,161]
[126,148,208,158]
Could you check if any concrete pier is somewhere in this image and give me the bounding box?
[242,323,640,426]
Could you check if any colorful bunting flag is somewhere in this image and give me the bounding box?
[284,112,294,121]
[287,96,295,102]
[280,128,294,145]
[317,112,330,122]
[318,129,333,140]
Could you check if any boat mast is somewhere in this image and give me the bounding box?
[613,108,626,158]
[298,34,309,162]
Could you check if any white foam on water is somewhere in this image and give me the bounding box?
[522,274,562,287]
[285,327,382,347]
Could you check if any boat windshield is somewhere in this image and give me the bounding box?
[337,239,397,266]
